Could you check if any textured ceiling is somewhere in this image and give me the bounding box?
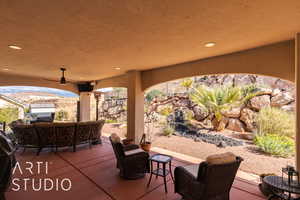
[1,0,300,82]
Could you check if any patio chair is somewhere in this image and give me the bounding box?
[109,134,150,179]
[12,124,41,155]
[73,121,92,152]
[54,122,76,152]
[34,122,56,153]
[174,152,243,200]
[0,131,16,200]
[89,120,105,145]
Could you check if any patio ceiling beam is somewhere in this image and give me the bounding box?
[0,72,79,94]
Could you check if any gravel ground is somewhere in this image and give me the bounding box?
[102,123,295,176]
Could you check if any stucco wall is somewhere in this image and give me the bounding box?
[95,74,129,90]
[141,40,295,90]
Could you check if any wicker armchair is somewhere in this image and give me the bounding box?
[0,131,16,200]
[174,156,243,200]
[13,124,40,155]
[34,122,56,152]
[89,120,105,145]
[54,122,76,152]
[109,135,149,179]
[74,122,92,152]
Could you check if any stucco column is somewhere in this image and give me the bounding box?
[18,107,24,119]
[79,92,92,121]
[127,71,144,143]
[296,33,300,170]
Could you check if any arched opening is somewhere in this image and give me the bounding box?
[0,86,79,131]
[95,87,128,139]
[144,74,295,178]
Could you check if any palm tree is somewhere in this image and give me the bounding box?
[190,85,258,131]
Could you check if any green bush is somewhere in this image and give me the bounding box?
[55,110,69,121]
[159,106,173,116]
[254,134,295,157]
[0,107,18,124]
[105,119,117,123]
[256,107,295,137]
[145,89,164,102]
[185,110,194,121]
[163,126,174,136]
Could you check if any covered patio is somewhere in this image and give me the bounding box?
[6,137,265,200]
[1,1,300,199]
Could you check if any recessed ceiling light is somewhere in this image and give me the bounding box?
[2,68,9,71]
[8,45,22,50]
[204,42,216,47]
[114,67,121,70]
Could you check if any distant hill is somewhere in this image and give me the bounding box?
[0,86,78,97]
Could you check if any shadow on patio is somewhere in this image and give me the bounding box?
[6,137,266,200]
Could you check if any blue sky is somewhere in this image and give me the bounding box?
[0,86,78,97]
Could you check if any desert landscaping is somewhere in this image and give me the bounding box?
[102,74,296,176]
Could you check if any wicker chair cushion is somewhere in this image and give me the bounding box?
[206,152,236,165]
[124,148,144,156]
[111,133,121,143]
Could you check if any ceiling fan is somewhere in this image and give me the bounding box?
[42,67,76,84]
[60,67,66,84]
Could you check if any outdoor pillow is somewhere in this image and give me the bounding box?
[206,152,236,165]
[111,133,121,143]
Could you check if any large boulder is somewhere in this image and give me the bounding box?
[222,107,241,118]
[212,117,229,131]
[249,95,270,111]
[226,119,245,132]
[240,108,257,132]
[256,88,273,95]
[281,102,295,112]
[271,92,294,107]
[233,75,256,86]
[192,106,209,121]
[274,79,295,91]
[271,88,281,97]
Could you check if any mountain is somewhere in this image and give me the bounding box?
[0,86,78,97]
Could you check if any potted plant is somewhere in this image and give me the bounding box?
[140,133,152,152]
[140,112,157,152]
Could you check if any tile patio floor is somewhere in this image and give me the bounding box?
[6,137,266,200]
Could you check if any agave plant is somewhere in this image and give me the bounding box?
[190,85,258,131]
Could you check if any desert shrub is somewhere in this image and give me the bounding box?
[163,125,174,136]
[185,110,194,121]
[105,119,118,123]
[145,89,164,102]
[159,106,173,116]
[181,78,193,92]
[55,110,69,121]
[256,107,295,137]
[254,134,295,157]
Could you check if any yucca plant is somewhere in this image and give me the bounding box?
[190,85,258,131]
